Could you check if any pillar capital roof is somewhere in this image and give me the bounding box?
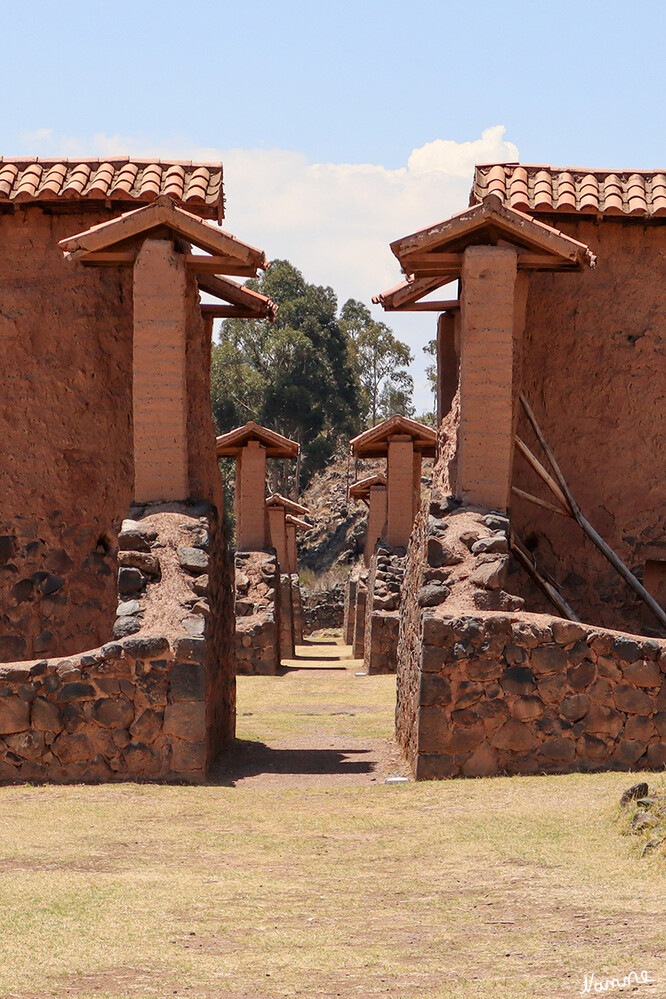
[350,416,436,459]
[216,422,299,458]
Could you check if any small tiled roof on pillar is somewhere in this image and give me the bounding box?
[285,514,312,531]
[350,416,437,459]
[471,163,666,218]
[60,197,277,320]
[216,422,299,458]
[59,196,267,274]
[373,193,595,313]
[389,195,595,280]
[266,493,310,516]
[349,473,387,503]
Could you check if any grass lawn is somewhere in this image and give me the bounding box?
[0,642,663,998]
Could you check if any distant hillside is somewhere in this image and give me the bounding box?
[297,447,376,576]
[297,445,432,578]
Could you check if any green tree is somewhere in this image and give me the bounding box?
[340,300,413,426]
[211,260,362,491]
[377,369,415,421]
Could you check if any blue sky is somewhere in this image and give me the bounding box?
[4,0,666,409]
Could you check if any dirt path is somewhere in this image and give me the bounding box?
[211,637,411,788]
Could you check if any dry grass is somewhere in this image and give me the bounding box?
[0,646,664,998]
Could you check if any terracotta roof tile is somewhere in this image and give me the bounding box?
[0,157,224,219]
[473,164,666,218]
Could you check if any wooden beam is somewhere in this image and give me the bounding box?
[511,486,570,517]
[78,250,136,266]
[384,299,460,312]
[514,436,571,512]
[402,250,578,279]
[185,254,257,276]
[510,532,580,622]
[200,305,257,318]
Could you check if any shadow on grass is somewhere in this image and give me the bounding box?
[210,740,374,786]
[280,656,346,666]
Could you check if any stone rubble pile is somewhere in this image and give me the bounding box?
[620,781,666,857]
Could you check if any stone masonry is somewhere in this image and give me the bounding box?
[397,490,666,779]
[0,503,234,784]
[234,551,281,675]
[363,547,405,674]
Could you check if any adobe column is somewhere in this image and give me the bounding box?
[437,311,459,422]
[412,450,423,523]
[286,521,298,574]
[365,483,387,564]
[236,441,267,549]
[387,435,414,548]
[133,238,189,501]
[267,504,289,570]
[457,245,518,512]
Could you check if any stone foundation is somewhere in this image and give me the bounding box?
[234,551,281,675]
[0,502,234,784]
[303,581,345,634]
[363,548,405,674]
[398,490,666,779]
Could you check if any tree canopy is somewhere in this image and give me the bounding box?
[211,260,415,491]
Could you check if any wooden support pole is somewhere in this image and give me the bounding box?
[510,533,580,622]
[511,485,570,518]
[518,394,666,631]
[514,437,570,512]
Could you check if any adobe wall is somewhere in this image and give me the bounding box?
[0,205,230,661]
[513,218,666,636]
[234,551,281,675]
[0,206,134,657]
[0,503,233,784]
[398,490,666,779]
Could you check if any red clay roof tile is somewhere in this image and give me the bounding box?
[473,164,666,218]
[0,157,224,219]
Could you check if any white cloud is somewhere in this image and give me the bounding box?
[17,125,519,410]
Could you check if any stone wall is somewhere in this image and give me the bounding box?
[234,551,281,675]
[0,503,234,784]
[363,548,404,674]
[303,581,345,633]
[398,490,666,779]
